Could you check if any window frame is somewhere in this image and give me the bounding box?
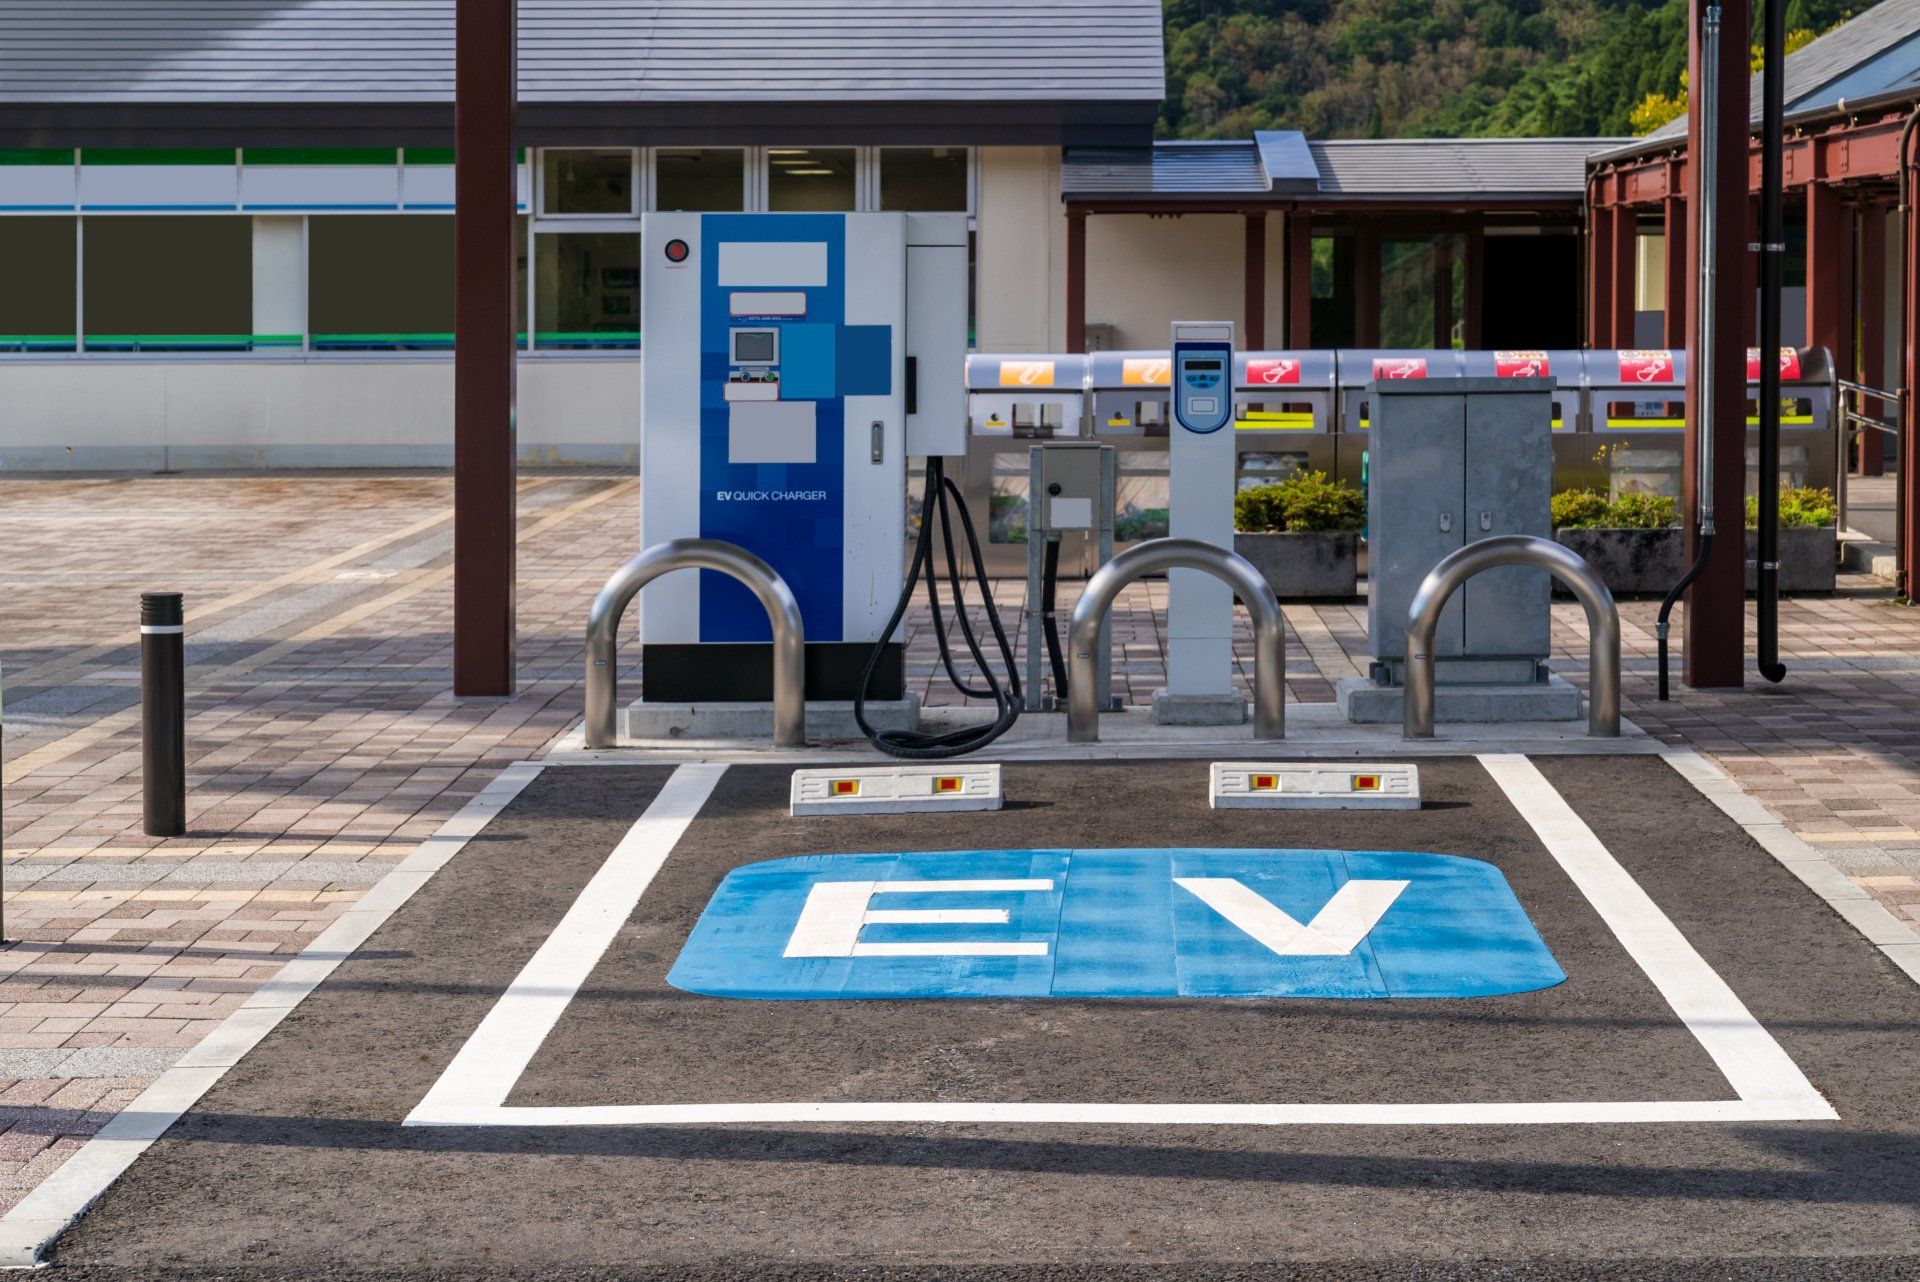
[535,148,642,220]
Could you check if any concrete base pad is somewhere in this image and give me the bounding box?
[623,693,921,744]
[1151,687,1248,726]
[1336,674,1584,725]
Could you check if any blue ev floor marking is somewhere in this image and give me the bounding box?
[665,847,1566,1001]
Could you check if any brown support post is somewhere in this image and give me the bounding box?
[1355,223,1380,347]
[1904,134,1920,597]
[1859,204,1886,475]
[1287,210,1313,347]
[1609,202,1638,346]
[453,0,518,697]
[1243,212,1266,350]
[1662,193,1689,347]
[1804,178,1852,410]
[1682,0,1751,689]
[1589,190,1615,347]
[1463,226,1485,349]
[1066,209,1087,352]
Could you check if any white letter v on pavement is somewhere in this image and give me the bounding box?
[1174,877,1410,956]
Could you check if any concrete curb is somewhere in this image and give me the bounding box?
[1664,749,1920,986]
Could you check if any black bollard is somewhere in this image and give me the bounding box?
[141,592,186,838]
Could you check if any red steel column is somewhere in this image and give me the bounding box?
[1663,192,1688,347]
[1904,130,1920,597]
[1609,198,1638,346]
[1355,223,1380,347]
[1066,209,1087,352]
[1287,209,1313,347]
[1805,177,1852,409]
[1243,212,1267,350]
[453,0,518,697]
[1859,204,1886,475]
[1589,186,1615,346]
[1682,0,1751,688]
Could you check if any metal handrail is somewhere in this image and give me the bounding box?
[1838,378,1903,437]
[1404,535,1620,739]
[1065,537,1285,743]
[584,539,806,749]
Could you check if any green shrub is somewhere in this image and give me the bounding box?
[1551,488,1679,530]
[1550,489,1611,530]
[1608,492,1680,529]
[1745,486,1837,528]
[1233,469,1365,534]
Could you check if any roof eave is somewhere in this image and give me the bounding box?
[0,97,1164,149]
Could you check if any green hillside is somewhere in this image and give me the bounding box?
[1160,0,1853,140]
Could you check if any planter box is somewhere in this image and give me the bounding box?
[1746,525,1837,594]
[1553,528,1684,596]
[1554,526,1837,596]
[1233,530,1360,600]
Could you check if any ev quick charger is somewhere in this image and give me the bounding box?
[639,212,967,707]
[1159,320,1242,725]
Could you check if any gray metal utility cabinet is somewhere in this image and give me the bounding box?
[1339,376,1582,724]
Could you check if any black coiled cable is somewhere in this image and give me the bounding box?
[855,457,1023,758]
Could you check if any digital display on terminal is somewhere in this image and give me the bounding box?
[733,330,777,363]
[1183,359,1223,371]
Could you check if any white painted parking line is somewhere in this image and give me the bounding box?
[407,763,728,1122]
[406,756,1837,1130]
[1480,754,1833,1113]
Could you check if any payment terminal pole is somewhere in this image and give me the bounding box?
[1157,321,1244,726]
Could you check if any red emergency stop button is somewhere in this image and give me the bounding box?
[664,238,689,263]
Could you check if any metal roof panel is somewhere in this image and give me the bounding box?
[0,0,1167,105]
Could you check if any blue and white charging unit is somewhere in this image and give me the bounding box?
[638,212,967,703]
[1162,321,1240,721]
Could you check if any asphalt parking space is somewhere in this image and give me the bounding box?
[44,755,1920,1279]
[508,760,1727,1110]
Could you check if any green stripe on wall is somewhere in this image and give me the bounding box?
[80,334,302,348]
[401,148,529,166]
[242,148,399,166]
[81,149,236,166]
[0,150,74,166]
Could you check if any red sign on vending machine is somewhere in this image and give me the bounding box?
[1746,347,1802,382]
[1245,357,1301,385]
[1617,350,1675,383]
[1494,350,1551,378]
[1372,357,1427,380]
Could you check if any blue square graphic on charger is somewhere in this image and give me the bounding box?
[666,848,1564,1001]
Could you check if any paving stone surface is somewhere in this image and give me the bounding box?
[1,468,1917,1216]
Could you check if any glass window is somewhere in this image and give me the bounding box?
[83,216,250,349]
[536,232,640,348]
[0,217,77,351]
[540,150,635,215]
[310,215,526,350]
[880,148,968,211]
[1307,233,1355,349]
[654,148,744,211]
[1378,239,1435,348]
[766,147,856,211]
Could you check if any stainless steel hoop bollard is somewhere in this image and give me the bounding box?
[584,539,806,749]
[1403,535,1621,739]
[1066,537,1285,743]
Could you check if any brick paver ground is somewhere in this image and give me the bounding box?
[2,469,1918,1211]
